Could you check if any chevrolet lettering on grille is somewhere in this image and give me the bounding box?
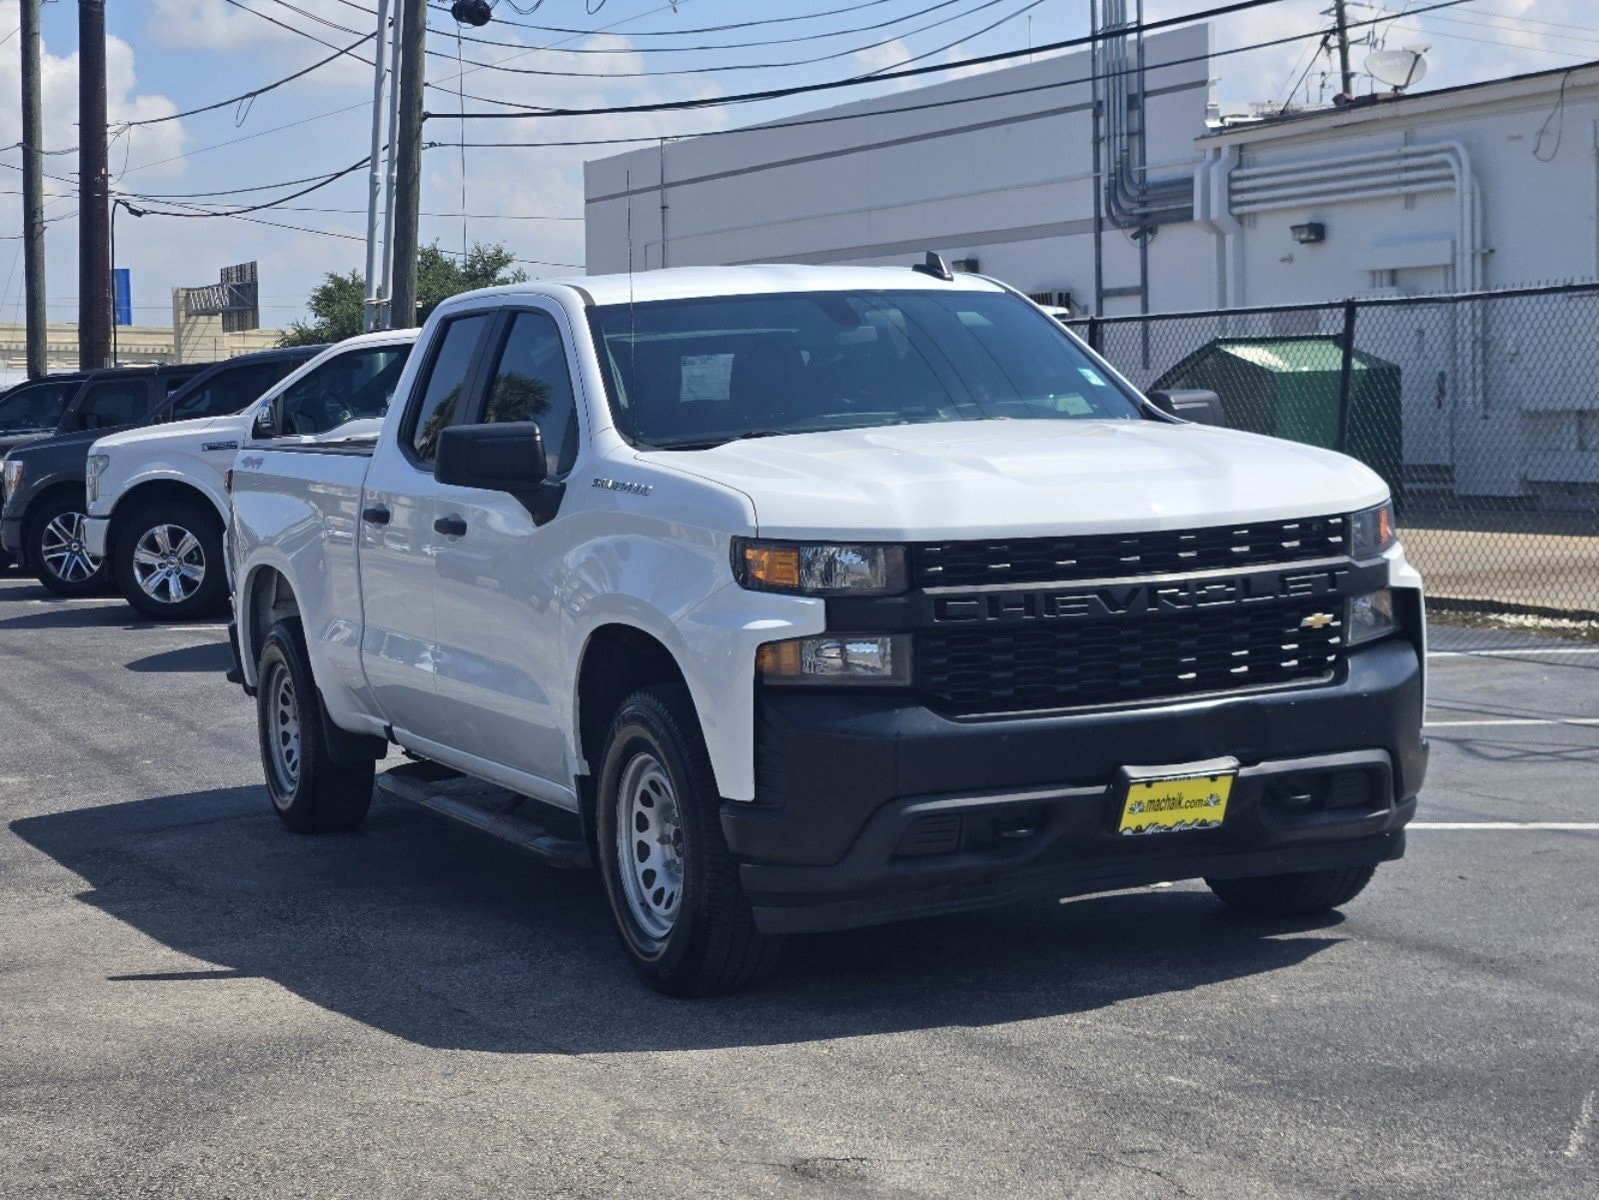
[931,567,1352,624]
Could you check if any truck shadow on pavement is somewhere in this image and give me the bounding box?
[123,643,234,673]
[11,786,1345,1053]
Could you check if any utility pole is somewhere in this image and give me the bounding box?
[389,0,426,329]
[20,0,47,378]
[1332,0,1356,99]
[362,0,394,333]
[77,0,112,371]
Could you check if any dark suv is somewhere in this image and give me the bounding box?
[1,347,318,595]
[0,373,93,456]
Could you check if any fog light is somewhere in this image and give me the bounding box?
[1347,589,1396,646]
[757,634,911,686]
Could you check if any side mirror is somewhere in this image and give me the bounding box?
[253,400,280,440]
[435,422,562,524]
[57,409,82,434]
[1146,389,1227,427]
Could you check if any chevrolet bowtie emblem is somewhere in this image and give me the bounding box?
[1300,611,1336,629]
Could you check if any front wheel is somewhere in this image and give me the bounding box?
[1206,864,1377,918]
[257,619,373,833]
[113,498,227,620]
[596,684,781,996]
[28,493,109,595]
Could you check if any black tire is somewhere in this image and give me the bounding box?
[596,684,782,996]
[257,619,373,833]
[112,497,228,620]
[27,491,110,595]
[1206,864,1377,918]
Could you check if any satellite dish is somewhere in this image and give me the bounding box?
[1365,46,1430,91]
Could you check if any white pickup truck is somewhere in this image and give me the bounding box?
[84,331,415,618]
[228,263,1427,995]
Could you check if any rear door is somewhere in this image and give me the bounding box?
[358,312,496,740]
[427,303,584,794]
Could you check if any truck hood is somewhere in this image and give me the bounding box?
[650,420,1390,540]
[90,413,234,454]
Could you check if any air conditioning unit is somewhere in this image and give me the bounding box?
[1027,290,1074,311]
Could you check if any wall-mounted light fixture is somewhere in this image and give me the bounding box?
[1290,222,1326,245]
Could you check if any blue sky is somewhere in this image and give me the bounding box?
[0,0,1593,333]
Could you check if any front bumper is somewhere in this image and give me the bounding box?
[724,637,1426,934]
[83,516,111,560]
[1,516,24,565]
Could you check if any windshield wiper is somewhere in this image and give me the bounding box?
[655,429,789,451]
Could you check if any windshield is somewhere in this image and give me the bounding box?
[588,289,1142,449]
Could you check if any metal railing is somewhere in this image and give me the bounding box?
[1067,282,1599,646]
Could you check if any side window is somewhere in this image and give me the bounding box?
[168,361,294,421]
[74,380,150,431]
[163,372,199,396]
[481,310,579,475]
[0,380,75,431]
[275,347,410,437]
[407,314,490,464]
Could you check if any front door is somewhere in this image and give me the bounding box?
[428,305,584,797]
[359,313,495,740]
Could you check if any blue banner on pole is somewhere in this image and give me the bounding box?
[113,269,131,327]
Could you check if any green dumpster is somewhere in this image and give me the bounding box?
[1152,336,1402,494]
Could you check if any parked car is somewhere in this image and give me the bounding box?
[82,331,415,619]
[228,263,1426,995]
[1,349,315,595]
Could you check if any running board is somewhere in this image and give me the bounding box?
[375,761,592,870]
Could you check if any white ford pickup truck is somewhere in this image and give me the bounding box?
[84,330,416,619]
[228,263,1427,995]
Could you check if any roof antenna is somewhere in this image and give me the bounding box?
[912,251,954,281]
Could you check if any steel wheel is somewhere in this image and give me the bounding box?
[131,523,206,606]
[615,751,685,942]
[39,510,101,585]
[264,659,303,804]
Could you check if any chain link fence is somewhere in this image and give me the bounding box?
[1068,283,1599,647]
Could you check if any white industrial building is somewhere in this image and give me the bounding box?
[585,27,1599,504]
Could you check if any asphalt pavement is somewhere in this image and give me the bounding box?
[0,571,1595,1199]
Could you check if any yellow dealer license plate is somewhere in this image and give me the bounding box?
[1118,771,1234,836]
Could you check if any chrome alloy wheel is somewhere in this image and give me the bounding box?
[615,752,685,941]
[131,523,205,605]
[39,511,101,584]
[264,660,303,803]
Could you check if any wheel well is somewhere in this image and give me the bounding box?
[23,481,88,530]
[246,567,301,668]
[116,479,222,529]
[576,624,691,812]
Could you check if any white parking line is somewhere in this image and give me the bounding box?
[1409,822,1599,830]
[1426,718,1599,728]
[1430,647,1599,658]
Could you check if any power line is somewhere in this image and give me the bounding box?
[119,31,377,127]
[426,0,911,38]
[429,0,1314,117]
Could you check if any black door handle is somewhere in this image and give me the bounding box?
[361,505,390,526]
[434,515,467,537]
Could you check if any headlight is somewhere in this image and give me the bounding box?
[1350,501,1395,558]
[1346,589,1396,646]
[756,634,912,686]
[733,539,907,596]
[86,454,111,503]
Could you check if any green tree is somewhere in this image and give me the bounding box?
[279,241,529,346]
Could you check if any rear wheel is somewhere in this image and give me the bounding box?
[596,684,781,996]
[113,498,227,620]
[1206,864,1377,918]
[257,619,373,833]
[28,492,108,595]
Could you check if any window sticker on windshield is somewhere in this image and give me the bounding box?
[1078,366,1109,387]
[1054,393,1094,415]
